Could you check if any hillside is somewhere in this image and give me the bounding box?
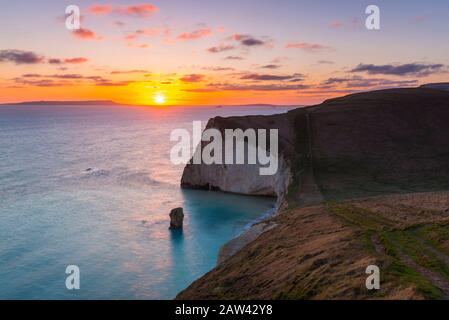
[178,87,449,300]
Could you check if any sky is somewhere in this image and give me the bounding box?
[0,0,448,106]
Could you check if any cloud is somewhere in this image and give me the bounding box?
[232,34,263,46]
[48,57,88,64]
[88,4,158,18]
[117,4,158,17]
[111,69,149,74]
[286,42,332,53]
[21,74,43,78]
[183,88,219,93]
[177,28,212,41]
[64,57,88,64]
[230,34,271,47]
[201,66,235,72]
[207,44,235,53]
[240,73,304,81]
[94,80,132,87]
[0,50,89,66]
[209,83,309,91]
[72,28,101,40]
[13,78,65,87]
[351,63,445,77]
[259,64,281,69]
[0,50,44,64]
[48,58,62,64]
[224,56,244,60]
[180,74,205,82]
[110,70,149,74]
[125,28,160,40]
[88,4,112,15]
[321,75,418,88]
[317,60,334,65]
[14,73,132,87]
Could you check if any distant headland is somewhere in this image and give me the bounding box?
[1,100,120,106]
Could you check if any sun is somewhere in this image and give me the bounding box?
[154,93,166,105]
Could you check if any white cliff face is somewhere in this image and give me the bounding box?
[181,114,296,206]
[181,154,292,203]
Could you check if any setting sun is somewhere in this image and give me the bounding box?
[154,94,166,105]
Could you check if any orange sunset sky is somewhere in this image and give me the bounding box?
[0,0,448,106]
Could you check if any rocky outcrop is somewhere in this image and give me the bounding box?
[169,207,184,230]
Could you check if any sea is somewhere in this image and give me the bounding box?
[0,104,293,299]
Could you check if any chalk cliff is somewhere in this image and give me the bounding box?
[181,113,297,205]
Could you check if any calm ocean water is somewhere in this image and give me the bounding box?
[0,104,292,300]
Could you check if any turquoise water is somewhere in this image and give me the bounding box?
[0,104,291,300]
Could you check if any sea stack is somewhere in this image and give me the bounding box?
[169,208,184,230]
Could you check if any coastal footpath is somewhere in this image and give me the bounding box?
[178,87,449,299]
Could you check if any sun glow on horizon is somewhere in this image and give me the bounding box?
[154,93,166,105]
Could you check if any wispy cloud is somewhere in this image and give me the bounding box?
[351,63,445,77]
[286,42,332,53]
[317,60,334,65]
[180,74,205,82]
[48,57,88,64]
[231,34,265,46]
[0,50,90,66]
[110,69,149,74]
[124,28,160,40]
[321,75,418,88]
[72,28,102,40]
[259,64,281,69]
[230,34,272,48]
[64,57,89,64]
[241,73,303,81]
[0,50,44,64]
[14,73,132,87]
[201,66,235,72]
[224,56,244,60]
[207,44,235,53]
[177,28,212,41]
[207,83,309,91]
[88,3,158,18]
[88,4,113,15]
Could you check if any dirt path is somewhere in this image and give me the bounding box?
[415,236,449,266]
[369,232,449,299]
[370,234,385,255]
[394,242,449,299]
